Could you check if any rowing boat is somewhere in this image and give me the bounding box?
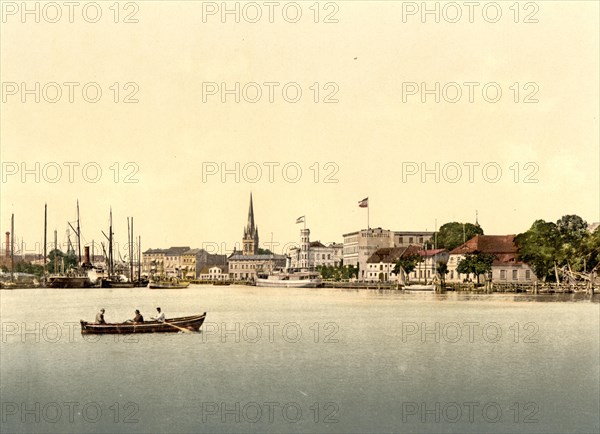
[80,312,206,334]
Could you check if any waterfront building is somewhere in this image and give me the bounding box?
[228,193,287,281]
[446,235,537,283]
[289,228,342,270]
[143,247,227,279]
[343,228,434,281]
[365,246,448,283]
[408,249,449,283]
[199,265,229,281]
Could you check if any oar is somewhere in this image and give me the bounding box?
[163,321,192,333]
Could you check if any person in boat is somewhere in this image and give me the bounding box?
[133,309,144,323]
[126,309,144,323]
[95,308,106,324]
[151,307,165,322]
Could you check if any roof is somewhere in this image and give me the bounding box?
[418,249,448,257]
[183,248,202,255]
[366,245,421,264]
[228,254,287,261]
[449,235,518,255]
[449,235,527,265]
[309,241,327,248]
[144,248,167,254]
[165,246,191,256]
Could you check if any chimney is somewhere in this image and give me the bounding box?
[5,232,9,258]
[83,246,91,265]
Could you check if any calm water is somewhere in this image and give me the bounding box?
[1,286,598,433]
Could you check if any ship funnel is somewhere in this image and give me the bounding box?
[83,246,91,265]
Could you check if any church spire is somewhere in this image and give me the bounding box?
[243,192,259,255]
[247,192,255,233]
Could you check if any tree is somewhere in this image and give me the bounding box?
[555,215,590,274]
[14,261,44,277]
[436,222,484,251]
[516,215,592,281]
[456,252,495,284]
[393,254,422,283]
[47,249,77,273]
[257,248,273,255]
[515,220,560,281]
[436,261,448,283]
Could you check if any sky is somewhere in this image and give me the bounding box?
[1,1,599,259]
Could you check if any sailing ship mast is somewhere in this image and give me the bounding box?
[138,235,141,281]
[10,214,14,282]
[43,204,47,284]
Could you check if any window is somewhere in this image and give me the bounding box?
[526,270,531,280]
[512,270,518,280]
[409,237,414,243]
[500,270,506,280]
[380,264,383,270]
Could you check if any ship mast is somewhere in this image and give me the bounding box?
[43,204,47,284]
[10,214,14,282]
[76,200,81,265]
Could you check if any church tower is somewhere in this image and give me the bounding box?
[243,193,259,255]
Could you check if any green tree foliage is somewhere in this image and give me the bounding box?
[316,264,357,281]
[515,215,596,281]
[456,252,495,284]
[14,261,44,277]
[515,220,559,280]
[47,249,78,273]
[393,254,422,282]
[436,261,448,282]
[436,222,484,251]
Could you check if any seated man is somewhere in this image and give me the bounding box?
[126,309,144,323]
[151,307,165,322]
[133,309,144,323]
[95,308,106,324]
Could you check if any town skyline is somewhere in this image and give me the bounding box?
[1,191,597,259]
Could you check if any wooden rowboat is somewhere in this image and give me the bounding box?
[80,312,206,334]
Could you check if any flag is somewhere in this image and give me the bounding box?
[358,197,369,208]
[296,216,305,224]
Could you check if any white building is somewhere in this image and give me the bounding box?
[289,228,342,270]
[199,265,228,281]
[343,228,434,281]
[446,235,536,284]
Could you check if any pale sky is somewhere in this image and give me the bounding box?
[1,1,599,258]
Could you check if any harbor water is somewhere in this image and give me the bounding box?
[1,285,599,433]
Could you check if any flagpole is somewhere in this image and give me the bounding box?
[368,204,370,230]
